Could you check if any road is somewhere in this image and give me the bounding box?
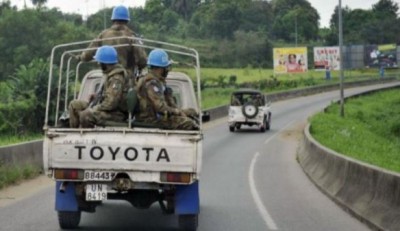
[1,82,398,231]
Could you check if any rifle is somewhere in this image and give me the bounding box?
[89,85,104,108]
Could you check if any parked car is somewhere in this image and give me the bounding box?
[228,89,271,132]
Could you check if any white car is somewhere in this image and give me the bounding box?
[228,89,271,132]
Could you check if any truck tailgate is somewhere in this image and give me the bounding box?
[44,128,201,173]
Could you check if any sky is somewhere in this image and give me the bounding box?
[10,0,383,28]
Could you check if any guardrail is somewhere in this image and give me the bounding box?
[297,83,400,231]
[298,125,400,231]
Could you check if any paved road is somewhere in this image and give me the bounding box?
[1,82,398,231]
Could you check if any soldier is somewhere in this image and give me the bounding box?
[70,45,129,128]
[78,5,147,80]
[135,49,199,130]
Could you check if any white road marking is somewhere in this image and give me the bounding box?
[249,152,278,230]
[249,120,296,230]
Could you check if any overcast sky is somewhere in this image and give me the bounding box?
[10,0,383,28]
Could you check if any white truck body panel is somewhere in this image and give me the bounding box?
[44,128,201,174]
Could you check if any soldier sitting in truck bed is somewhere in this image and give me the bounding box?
[135,49,199,130]
[69,45,129,128]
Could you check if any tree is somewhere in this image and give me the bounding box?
[31,0,47,9]
[169,0,201,21]
[271,0,320,42]
[372,0,399,19]
[326,1,399,45]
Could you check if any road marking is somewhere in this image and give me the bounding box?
[249,152,278,230]
[249,121,296,230]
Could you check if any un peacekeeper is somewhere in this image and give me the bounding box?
[164,86,199,119]
[78,5,147,79]
[70,45,129,128]
[135,49,199,130]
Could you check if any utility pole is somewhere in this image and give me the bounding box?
[103,0,106,30]
[295,15,298,47]
[339,0,345,117]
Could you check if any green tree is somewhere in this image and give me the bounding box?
[31,0,47,9]
[169,0,201,21]
[271,0,320,42]
[326,0,399,45]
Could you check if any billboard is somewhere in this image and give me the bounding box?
[365,44,397,68]
[273,47,308,74]
[314,47,341,71]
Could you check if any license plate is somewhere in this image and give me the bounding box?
[84,171,115,181]
[85,184,107,201]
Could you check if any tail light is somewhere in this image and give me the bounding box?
[160,172,191,183]
[54,169,84,180]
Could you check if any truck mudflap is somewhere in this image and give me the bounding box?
[55,181,79,211]
[175,181,200,215]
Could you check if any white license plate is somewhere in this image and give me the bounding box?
[84,171,115,181]
[85,184,107,201]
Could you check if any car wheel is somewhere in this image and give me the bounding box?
[178,214,198,231]
[260,123,266,132]
[229,125,235,132]
[242,102,258,119]
[58,211,81,229]
[266,113,271,130]
[260,117,266,132]
[235,124,241,130]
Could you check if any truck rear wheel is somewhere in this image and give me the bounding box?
[178,214,198,231]
[58,211,81,229]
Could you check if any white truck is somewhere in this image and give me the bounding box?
[43,38,208,230]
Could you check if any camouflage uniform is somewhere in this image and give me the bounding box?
[77,64,129,128]
[135,71,198,130]
[68,100,89,128]
[80,23,147,79]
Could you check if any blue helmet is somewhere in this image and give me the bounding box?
[147,49,171,68]
[111,5,130,21]
[93,46,118,64]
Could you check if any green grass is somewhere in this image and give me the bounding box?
[0,163,42,189]
[176,67,400,109]
[178,67,399,83]
[310,89,400,172]
[0,134,43,147]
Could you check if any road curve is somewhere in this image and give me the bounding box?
[0,82,398,231]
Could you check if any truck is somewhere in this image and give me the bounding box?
[43,37,208,230]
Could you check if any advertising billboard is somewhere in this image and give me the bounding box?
[273,47,308,74]
[313,47,341,71]
[365,44,397,68]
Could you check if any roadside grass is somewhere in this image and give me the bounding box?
[0,163,42,189]
[178,67,398,83]
[0,135,43,189]
[175,67,400,109]
[309,89,400,172]
[0,134,43,147]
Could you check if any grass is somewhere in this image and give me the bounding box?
[0,163,42,189]
[0,134,43,189]
[310,89,400,172]
[178,67,400,83]
[174,67,400,109]
[0,134,43,147]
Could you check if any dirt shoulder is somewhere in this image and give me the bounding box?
[0,174,53,207]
